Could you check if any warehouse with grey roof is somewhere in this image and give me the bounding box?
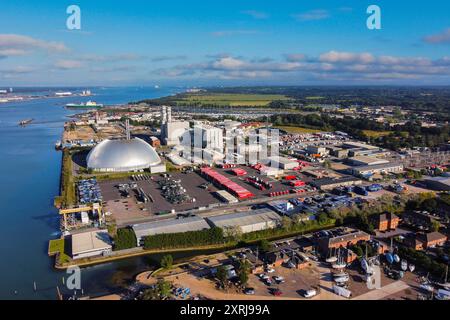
[206,208,281,235]
[132,216,211,246]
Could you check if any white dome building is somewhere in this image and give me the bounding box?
[87,138,162,172]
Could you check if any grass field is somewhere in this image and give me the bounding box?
[274,125,323,134]
[48,239,72,264]
[176,93,290,107]
[362,130,393,138]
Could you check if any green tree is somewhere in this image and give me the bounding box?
[317,213,328,225]
[431,220,441,232]
[114,228,137,250]
[157,279,172,298]
[216,265,228,289]
[237,259,251,286]
[281,216,293,231]
[160,254,173,269]
[257,239,271,252]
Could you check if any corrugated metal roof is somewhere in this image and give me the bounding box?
[133,216,210,238]
[207,208,281,228]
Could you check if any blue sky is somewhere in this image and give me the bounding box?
[0,0,449,86]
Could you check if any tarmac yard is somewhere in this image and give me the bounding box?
[99,167,302,225]
[247,264,320,299]
[100,172,222,225]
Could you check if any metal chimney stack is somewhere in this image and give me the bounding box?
[125,119,131,140]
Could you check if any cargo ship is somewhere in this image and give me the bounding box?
[65,100,103,109]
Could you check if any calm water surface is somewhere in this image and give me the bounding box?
[0,87,186,299]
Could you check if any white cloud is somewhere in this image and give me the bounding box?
[293,10,330,21]
[319,51,375,64]
[152,50,450,83]
[241,10,269,19]
[211,30,259,37]
[0,34,68,58]
[423,28,450,44]
[54,59,83,70]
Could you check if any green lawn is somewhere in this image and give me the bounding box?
[274,125,323,134]
[362,130,393,138]
[175,93,290,107]
[48,239,64,255]
[48,239,72,265]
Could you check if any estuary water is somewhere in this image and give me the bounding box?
[0,86,181,299]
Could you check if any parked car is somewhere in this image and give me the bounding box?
[271,289,283,296]
[303,289,317,298]
[266,268,275,273]
[274,276,285,283]
[244,287,255,295]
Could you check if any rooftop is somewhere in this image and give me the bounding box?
[133,216,210,238]
[206,208,281,228]
[71,230,112,255]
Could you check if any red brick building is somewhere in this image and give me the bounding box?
[318,229,371,256]
[406,231,447,250]
[372,212,400,232]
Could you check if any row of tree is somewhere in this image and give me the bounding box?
[143,227,224,250]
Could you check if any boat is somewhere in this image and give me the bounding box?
[66,100,103,108]
[420,283,434,292]
[332,262,346,269]
[333,272,348,278]
[326,256,338,263]
[435,289,450,300]
[333,285,352,298]
[334,275,349,283]
[401,259,408,271]
[385,252,394,264]
[361,258,370,273]
[18,118,33,126]
[393,254,400,263]
[408,264,415,272]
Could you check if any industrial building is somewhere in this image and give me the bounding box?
[347,156,389,167]
[71,229,112,260]
[132,216,211,246]
[327,146,348,158]
[311,176,362,191]
[264,156,298,170]
[160,105,190,146]
[193,124,224,151]
[215,190,238,203]
[351,162,404,177]
[86,137,163,172]
[307,146,328,156]
[206,208,281,235]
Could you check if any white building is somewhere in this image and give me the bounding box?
[71,229,112,260]
[160,106,190,146]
